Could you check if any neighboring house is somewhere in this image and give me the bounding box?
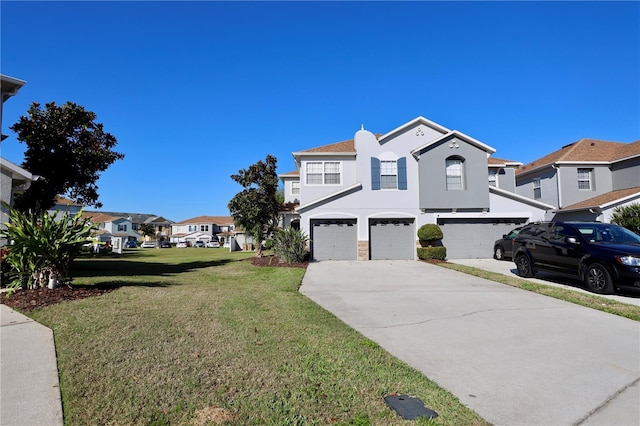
[281,116,553,260]
[170,215,235,245]
[1,74,39,245]
[89,211,174,241]
[47,196,84,220]
[515,138,640,222]
[82,212,139,242]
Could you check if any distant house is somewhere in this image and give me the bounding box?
[515,138,640,222]
[170,215,235,245]
[86,211,174,241]
[280,116,552,260]
[81,212,139,242]
[47,196,84,220]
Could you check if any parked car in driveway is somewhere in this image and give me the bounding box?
[194,240,206,248]
[512,221,640,294]
[140,241,156,248]
[206,240,220,248]
[493,226,524,260]
[159,241,171,248]
[176,241,187,248]
[125,240,138,248]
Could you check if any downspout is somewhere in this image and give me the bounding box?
[552,165,562,208]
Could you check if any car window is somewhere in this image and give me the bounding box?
[551,225,579,242]
[600,225,640,244]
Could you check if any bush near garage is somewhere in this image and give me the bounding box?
[417,246,447,260]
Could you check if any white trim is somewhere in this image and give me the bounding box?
[0,157,34,181]
[410,130,496,158]
[435,212,532,220]
[378,116,450,142]
[489,185,555,209]
[296,183,362,212]
[292,151,356,157]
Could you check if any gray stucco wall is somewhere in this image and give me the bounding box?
[516,168,559,208]
[559,165,612,207]
[496,167,516,192]
[418,136,489,210]
[611,157,640,190]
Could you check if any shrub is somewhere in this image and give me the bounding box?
[611,203,640,234]
[417,224,443,242]
[272,227,309,263]
[417,246,447,260]
[0,204,95,294]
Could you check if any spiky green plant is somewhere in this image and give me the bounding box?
[0,204,95,294]
[611,203,640,234]
[272,227,309,263]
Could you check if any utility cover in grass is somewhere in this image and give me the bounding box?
[384,395,439,420]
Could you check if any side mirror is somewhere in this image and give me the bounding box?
[502,234,508,239]
[566,237,579,245]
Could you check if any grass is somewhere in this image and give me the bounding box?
[26,249,488,426]
[436,262,640,322]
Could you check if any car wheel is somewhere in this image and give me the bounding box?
[584,263,613,295]
[494,246,504,260]
[515,254,535,278]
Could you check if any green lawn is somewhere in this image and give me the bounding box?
[27,249,487,426]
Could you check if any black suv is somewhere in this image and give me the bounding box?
[512,222,640,294]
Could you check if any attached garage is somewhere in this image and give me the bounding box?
[437,218,527,259]
[369,218,415,260]
[311,219,357,261]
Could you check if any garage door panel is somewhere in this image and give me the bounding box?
[311,220,357,261]
[370,219,415,260]
[438,219,527,259]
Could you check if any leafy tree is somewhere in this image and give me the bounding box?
[9,101,125,212]
[138,223,155,238]
[228,154,280,257]
[611,203,640,234]
[0,204,95,294]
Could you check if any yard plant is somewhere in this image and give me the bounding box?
[24,249,486,425]
[0,205,94,293]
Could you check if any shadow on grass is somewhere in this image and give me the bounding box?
[72,253,238,280]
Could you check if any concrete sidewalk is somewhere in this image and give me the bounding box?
[0,304,64,426]
[300,260,640,426]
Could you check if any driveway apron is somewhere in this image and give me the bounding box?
[299,261,640,426]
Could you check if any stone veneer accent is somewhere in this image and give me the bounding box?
[358,241,369,261]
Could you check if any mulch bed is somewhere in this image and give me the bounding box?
[1,256,307,311]
[1,284,118,311]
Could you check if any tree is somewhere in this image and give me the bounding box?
[138,223,155,239]
[228,155,280,257]
[9,101,125,212]
[611,203,640,234]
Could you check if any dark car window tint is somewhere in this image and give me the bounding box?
[552,225,579,242]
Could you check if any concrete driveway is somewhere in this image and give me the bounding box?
[300,260,640,426]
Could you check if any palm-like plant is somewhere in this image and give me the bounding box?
[1,204,95,293]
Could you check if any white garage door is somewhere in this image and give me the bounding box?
[370,219,415,260]
[311,219,357,261]
[438,218,527,259]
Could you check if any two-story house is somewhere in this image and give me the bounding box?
[515,138,640,222]
[82,212,139,243]
[170,215,235,245]
[281,116,553,260]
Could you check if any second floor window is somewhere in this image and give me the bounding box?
[291,181,300,195]
[118,224,127,232]
[445,158,464,190]
[306,161,341,185]
[578,168,592,190]
[380,160,398,189]
[533,178,541,199]
[201,225,209,232]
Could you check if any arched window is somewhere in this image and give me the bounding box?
[445,157,464,190]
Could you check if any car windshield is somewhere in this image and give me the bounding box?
[576,224,640,245]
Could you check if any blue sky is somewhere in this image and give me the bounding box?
[2,1,638,222]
